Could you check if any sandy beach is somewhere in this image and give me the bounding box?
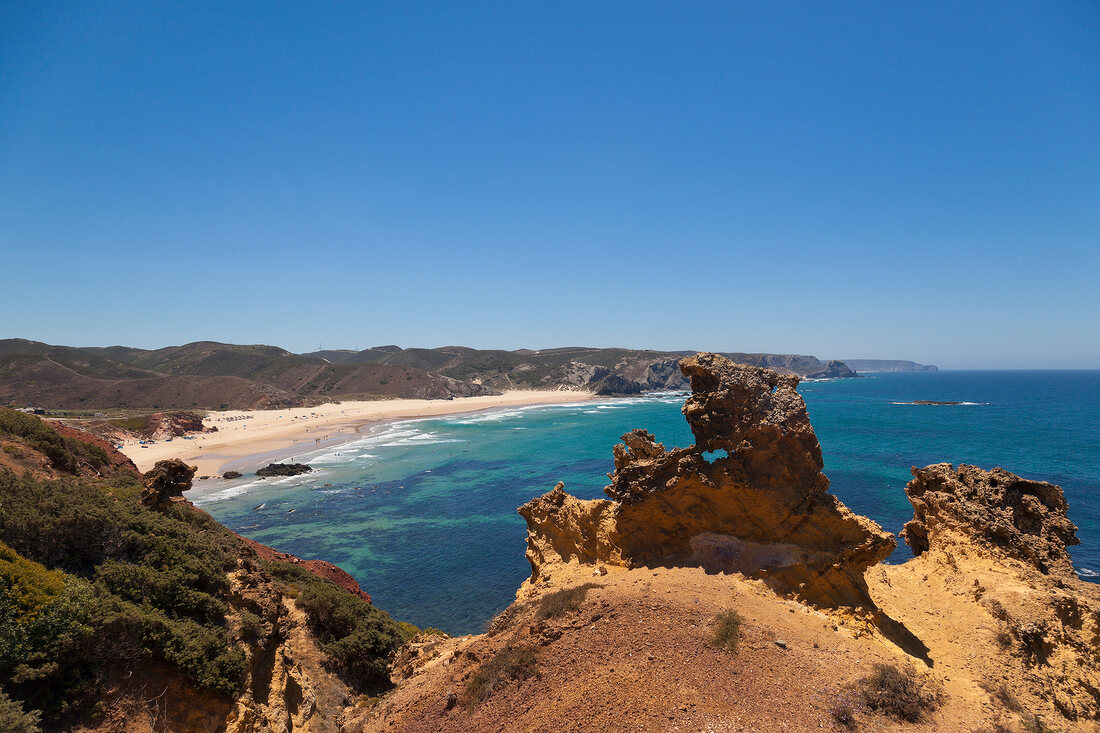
[120,390,593,477]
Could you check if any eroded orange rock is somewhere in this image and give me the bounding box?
[902,462,1080,577]
[519,353,896,609]
[140,457,197,506]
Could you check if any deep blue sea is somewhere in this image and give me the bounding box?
[194,371,1100,635]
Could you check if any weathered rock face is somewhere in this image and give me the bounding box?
[519,353,896,609]
[141,458,197,505]
[884,463,1100,721]
[224,568,354,733]
[519,482,619,580]
[902,463,1080,577]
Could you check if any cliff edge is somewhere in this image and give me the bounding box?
[519,353,895,612]
[361,354,1098,732]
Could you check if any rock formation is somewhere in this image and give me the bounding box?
[902,463,1080,577]
[141,457,197,505]
[519,353,895,609]
[882,463,1100,720]
[256,462,313,477]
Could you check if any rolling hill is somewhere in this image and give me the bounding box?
[0,339,858,411]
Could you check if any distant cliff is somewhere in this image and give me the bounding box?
[0,339,857,409]
[841,358,938,372]
[302,346,857,396]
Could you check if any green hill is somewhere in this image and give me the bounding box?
[0,339,859,411]
[0,410,412,730]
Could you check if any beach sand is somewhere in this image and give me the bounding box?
[120,390,593,477]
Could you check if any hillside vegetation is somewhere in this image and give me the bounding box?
[0,410,412,731]
[0,338,856,411]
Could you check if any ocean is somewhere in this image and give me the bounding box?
[194,370,1100,635]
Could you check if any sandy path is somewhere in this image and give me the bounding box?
[121,390,593,476]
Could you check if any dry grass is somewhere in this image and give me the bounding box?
[465,646,540,704]
[850,662,944,722]
[535,583,601,621]
[1021,714,1058,733]
[708,609,744,653]
[980,680,1022,712]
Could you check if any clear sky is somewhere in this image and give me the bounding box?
[2,2,1098,368]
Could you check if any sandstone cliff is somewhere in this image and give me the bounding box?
[397,354,1100,732]
[866,463,1100,721]
[519,353,895,612]
[227,355,1100,732]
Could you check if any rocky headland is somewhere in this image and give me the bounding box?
[366,354,1099,732]
[3,354,1096,732]
[842,358,939,372]
[0,408,412,733]
[519,354,895,612]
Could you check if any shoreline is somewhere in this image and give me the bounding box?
[120,390,594,477]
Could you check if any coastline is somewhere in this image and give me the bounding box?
[120,390,594,477]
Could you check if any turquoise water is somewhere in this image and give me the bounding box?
[195,371,1100,634]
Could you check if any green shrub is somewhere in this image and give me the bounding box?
[0,409,123,474]
[0,541,65,625]
[709,609,743,653]
[144,615,245,697]
[295,579,409,686]
[238,611,263,642]
[535,583,600,621]
[465,645,539,704]
[81,442,111,469]
[0,468,247,722]
[0,689,40,733]
[264,561,412,690]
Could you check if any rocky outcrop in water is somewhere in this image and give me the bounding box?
[519,353,895,609]
[256,462,313,477]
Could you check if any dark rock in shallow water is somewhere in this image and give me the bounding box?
[222,470,243,479]
[255,462,312,477]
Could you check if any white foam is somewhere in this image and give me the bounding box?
[447,409,527,425]
[1079,567,1099,579]
[377,433,462,447]
[194,480,267,504]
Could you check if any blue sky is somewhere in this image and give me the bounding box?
[2,2,1097,368]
